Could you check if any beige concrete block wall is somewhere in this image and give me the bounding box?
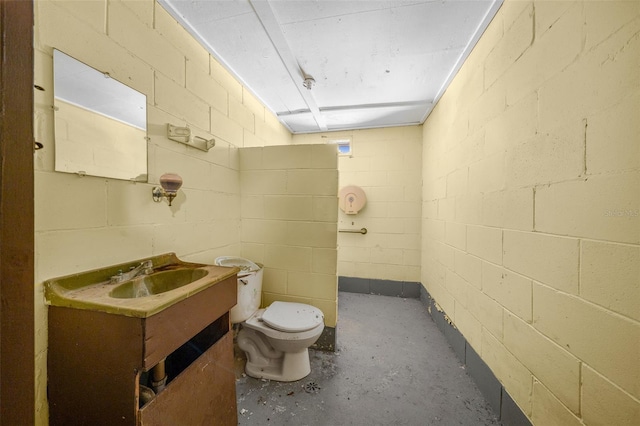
[421,0,639,424]
[33,1,291,423]
[239,145,338,327]
[294,126,422,284]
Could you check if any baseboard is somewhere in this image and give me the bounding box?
[338,276,420,298]
[418,285,532,426]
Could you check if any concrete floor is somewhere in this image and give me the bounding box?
[234,292,501,425]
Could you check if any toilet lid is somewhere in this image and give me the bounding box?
[262,301,324,332]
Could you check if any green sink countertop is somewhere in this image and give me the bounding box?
[43,253,239,318]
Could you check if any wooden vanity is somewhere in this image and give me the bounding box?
[45,254,238,425]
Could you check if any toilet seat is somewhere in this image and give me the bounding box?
[261,301,324,332]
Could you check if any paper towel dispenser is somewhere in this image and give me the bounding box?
[339,185,367,215]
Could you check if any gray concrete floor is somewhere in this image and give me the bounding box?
[235,292,501,425]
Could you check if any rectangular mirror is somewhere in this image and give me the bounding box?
[53,49,148,181]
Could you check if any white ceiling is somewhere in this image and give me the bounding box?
[160,0,503,134]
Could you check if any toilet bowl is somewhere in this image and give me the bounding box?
[214,257,325,382]
[237,302,324,381]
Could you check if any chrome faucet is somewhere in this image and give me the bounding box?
[110,260,154,284]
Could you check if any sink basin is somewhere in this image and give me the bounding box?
[110,268,209,299]
[43,253,239,318]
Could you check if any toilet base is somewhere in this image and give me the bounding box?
[237,327,312,382]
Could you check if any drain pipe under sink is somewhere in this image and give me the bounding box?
[151,359,167,393]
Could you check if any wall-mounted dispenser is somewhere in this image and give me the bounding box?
[339,185,367,215]
[152,173,183,206]
[167,124,215,152]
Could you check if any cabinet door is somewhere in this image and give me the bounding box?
[138,331,237,425]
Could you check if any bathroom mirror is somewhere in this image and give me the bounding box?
[53,49,148,181]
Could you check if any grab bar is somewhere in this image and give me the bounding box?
[339,227,367,235]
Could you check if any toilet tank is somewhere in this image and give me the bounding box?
[214,257,263,323]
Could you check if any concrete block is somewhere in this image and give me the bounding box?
[154,3,209,71]
[312,248,337,275]
[242,130,264,148]
[533,1,575,39]
[433,241,454,270]
[468,78,507,135]
[505,120,584,189]
[264,244,312,272]
[581,241,639,321]
[240,219,287,245]
[504,3,581,106]
[109,1,185,84]
[241,170,287,195]
[484,92,538,154]
[311,145,338,170]
[240,195,264,219]
[481,188,534,231]
[387,201,421,219]
[36,2,154,97]
[587,93,640,174]
[155,73,209,130]
[36,226,153,280]
[445,269,469,309]
[468,153,505,194]
[582,364,640,426]
[242,89,265,122]
[263,267,287,294]
[481,262,532,323]
[371,153,403,171]
[481,330,533,416]
[212,164,240,194]
[263,195,312,221]
[531,381,581,426]
[371,247,403,266]
[50,0,105,33]
[210,57,242,101]
[229,95,255,133]
[539,17,639,135]
[445,221,466,250]
[186,62,228,115]
[454,251,481,289]
[403,248,421,267]
[239,146,263,170]
[453,303,482,351]
[503,231,579,294]
[484,4,533,89]
[287,272,336,300]
[465,284,503,340]
[533,284,640,399]
[211,108,244,147]
[35,171,107,231]
[438,197,456,221]
[583,1,640,51]
[287,170,339,196]
[455,193,483,225]
[287,222,336,249]
[504,312,580,413]
[535,173,640,244]
[467,225,502,265]
[313,197,339,223]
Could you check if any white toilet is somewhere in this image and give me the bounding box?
[215,257,325,382]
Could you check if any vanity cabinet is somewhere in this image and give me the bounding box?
[47,273,238,425]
